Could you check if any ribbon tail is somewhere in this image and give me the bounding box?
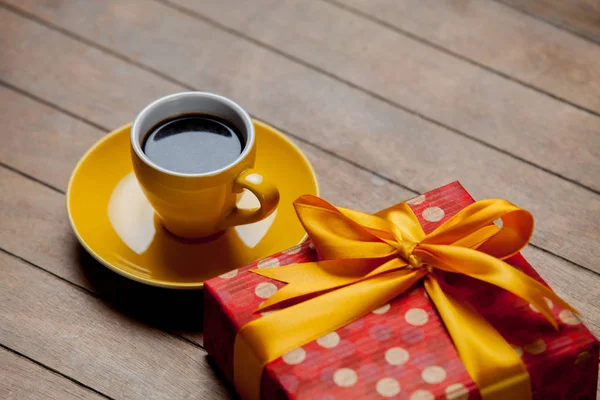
[419,244,576,328]
[424,276,531,400]
[234,268,426,400]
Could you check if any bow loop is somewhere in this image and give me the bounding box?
[293,195,399,260]
[260,195,566,327]
[422,199,534,260]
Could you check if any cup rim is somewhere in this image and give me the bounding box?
[131,91,255,178]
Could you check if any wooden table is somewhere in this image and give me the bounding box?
[1,0,599,398]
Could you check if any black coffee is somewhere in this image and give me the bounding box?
[143,113,245,174]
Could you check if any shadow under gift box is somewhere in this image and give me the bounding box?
[204,181,599,400]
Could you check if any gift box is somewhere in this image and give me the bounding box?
[204,182,599,400]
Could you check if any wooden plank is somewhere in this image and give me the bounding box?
[0,86,410,212]
[0,7,599,273]
[333,0,600,114]
[0,87,411,286]
[499,0,600,44]
[0,348,107,400]
[6,0,599,193]
[1,177,599,399]
[0,251,231,400]
[0,110,599,337]
[0,85,411,348]
[1,193,597,400]
[0,89,99,191]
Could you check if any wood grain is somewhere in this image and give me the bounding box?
[0,348,106,400]
[0,84,411,348]
[7,0,599,192]
[1,6,599,272]
[334,0,600,114]
[0,86,410,213]
[0,251,231,400]
[499,0,600,44]
[1,2,598,398]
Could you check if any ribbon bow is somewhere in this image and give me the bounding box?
[234,195,575,400]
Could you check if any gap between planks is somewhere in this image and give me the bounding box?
[317,0,600,119]
[1,4,599,270]
[0,343,115,400]
[0,247,204,352]
[157,0,600,195]
[0,249,231,399]
[494,0,600,46]
[1,0,599,197]
[0,80,597,279]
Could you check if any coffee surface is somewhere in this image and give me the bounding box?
[143,114,244,174]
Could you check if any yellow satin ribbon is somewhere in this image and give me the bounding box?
[233,195,576,400]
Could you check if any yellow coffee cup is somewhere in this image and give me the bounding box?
[131,92,279,238]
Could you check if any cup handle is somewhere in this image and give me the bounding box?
[219,169,280,229]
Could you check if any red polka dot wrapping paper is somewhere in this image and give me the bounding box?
[204,181,599,400]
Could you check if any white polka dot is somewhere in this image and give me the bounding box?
[219,269,238,279]
[410,390,434,400]
[257,258,280,269]
[422,366,446,384]
[282,246,302,255]
[529,304,538,312]
[511,345,523,357]
[309,242,315,249]
[559,310,580,326]
[406,194,426,205]
[259,301,277,317]
[524,339,546,355]
[333,368,357,387]
[317,332,340,348]
[385,347,409,365]
[372,303,391,315]
[282,347,306,365]
[445,383,469,400]
[376,378,400,397]
[405,308,428,326]
[246,173,263,184]
[529,297,553,313]
[254,282,278,299]
[422,207,445,222]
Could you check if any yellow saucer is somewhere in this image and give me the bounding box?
[67,121,318,289]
